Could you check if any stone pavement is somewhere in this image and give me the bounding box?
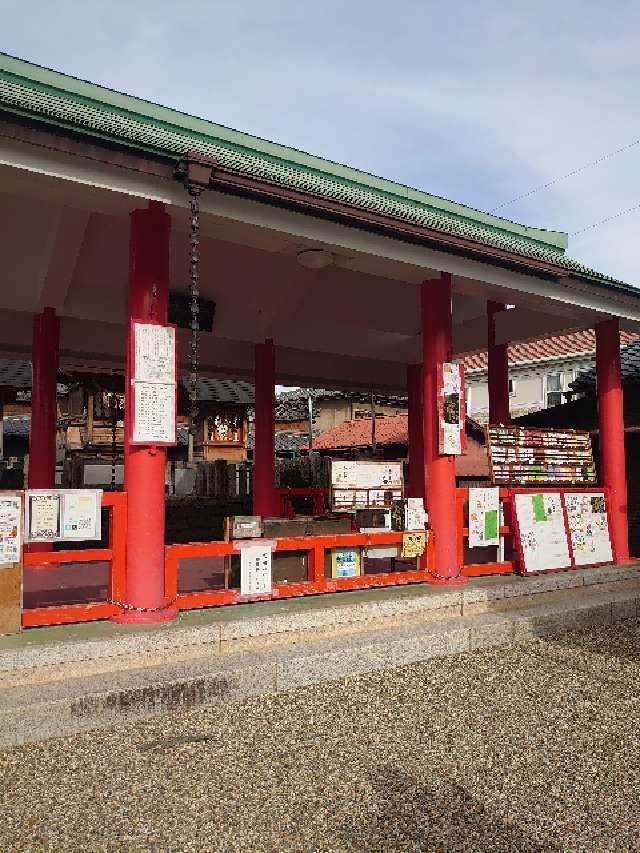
[1,618,639,851]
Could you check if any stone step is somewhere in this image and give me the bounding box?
[1,580,638,748]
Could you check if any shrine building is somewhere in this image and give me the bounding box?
[0,51,638,629]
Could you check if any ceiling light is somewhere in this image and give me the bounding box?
[296,249,334,269]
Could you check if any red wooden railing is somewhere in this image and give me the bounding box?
[457,487,515,577]
[21,491,127,628]
[165,530,435,611]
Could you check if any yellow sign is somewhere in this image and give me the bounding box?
[401,532,426,558]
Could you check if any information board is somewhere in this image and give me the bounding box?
[512,491,571,574]
[0,494,22,564]
[130,321,177,446]
[132,382,176,444]
[133,322,176,384]
[25,490,102,543]
[0,491,22,636]
[468,487,500,548]
[564,491,613,566]
[239,542,273,596]
[330,460,403,511]
[437,362,466,455]
[487,427,596,485]
[331,547,361,578]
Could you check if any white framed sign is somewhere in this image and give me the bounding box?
[239,541,274,596]
[133,322,176,384]
[132,381,176,445]
[468,487,500,548]
[61,491,102,541]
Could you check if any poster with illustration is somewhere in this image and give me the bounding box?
[468,488,500,548]
[564,491,613,566]
[513,491,571,574]
[0,495,21,563]
[332,547,361,578]
[438,363,466,455]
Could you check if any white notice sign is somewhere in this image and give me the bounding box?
[0,496,21,563]
[564,491,613,566]
[134,323,176,384]
[468,488,500,548]
[240,543,273,596]
[133,382,176,444]
[406,498,428,531]
[62,490,102,541]
[27,492,61,542]
[513,491,571,574]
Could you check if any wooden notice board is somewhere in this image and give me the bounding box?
[0,490,23,635]
[487,427,596,486]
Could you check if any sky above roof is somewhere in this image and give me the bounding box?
[2,2,639,284]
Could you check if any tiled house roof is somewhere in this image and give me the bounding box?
[1,52,635,289]
[308,414,489,477]
[463,330,639,373]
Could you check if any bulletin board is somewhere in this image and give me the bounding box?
[487,427,596,485]
[510,488,614,575]
[330,460,403,512]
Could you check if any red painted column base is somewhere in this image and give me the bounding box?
[112,606,178,625]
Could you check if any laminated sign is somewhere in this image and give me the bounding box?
[401,532,427,558]
[468,488,500,548]
[437,363,466,456]
[239,542,273,596]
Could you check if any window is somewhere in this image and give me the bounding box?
[508,379,516,397]
[545,373,563,407]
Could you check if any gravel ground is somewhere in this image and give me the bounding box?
[1,619,639,853]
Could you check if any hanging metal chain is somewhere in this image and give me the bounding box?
[188,190,201,436]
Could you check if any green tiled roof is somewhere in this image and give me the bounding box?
[0,52,629,289]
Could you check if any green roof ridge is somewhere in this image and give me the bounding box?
[0,52,568,250]
[0,51,632,291]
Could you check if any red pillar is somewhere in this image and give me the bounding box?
[487,301,510,425]
[422,273,467,584]
[406,363,424,499]
[29,307,59,489]
[113,200,177,623]
[253,339,279,517]
[596,318,630,562]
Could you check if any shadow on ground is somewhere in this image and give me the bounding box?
[331,763,560,853]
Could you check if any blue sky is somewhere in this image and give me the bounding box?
[3,1,640,282]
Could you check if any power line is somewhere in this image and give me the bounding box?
[571,202,640,238]
[491,136,640,213]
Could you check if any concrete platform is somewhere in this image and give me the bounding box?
[1,562,639,747]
